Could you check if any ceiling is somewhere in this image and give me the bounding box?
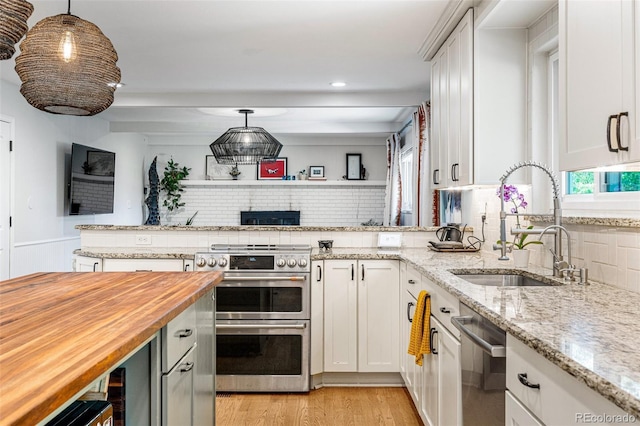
[1,0,453,136]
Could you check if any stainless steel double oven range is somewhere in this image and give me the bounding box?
[195,244,311,392]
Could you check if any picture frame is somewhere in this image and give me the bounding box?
[346,153,362,180]
[257,157,287,180]
[309,166,324,178]
[86,150,115,176]
[205,155,232,179]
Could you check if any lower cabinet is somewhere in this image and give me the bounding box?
[400,265,461,426]
[323,259,400,373]
[506,334,631,425]
[74,256,191,272]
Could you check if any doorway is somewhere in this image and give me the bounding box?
[0,118,12,280]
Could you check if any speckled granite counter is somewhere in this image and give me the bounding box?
[314,248,640,418]
[75,224,446,232]
[526,215,640,228]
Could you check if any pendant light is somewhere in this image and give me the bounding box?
[14,0,121,116]
[209,109,283,165]
[0,0,33,60]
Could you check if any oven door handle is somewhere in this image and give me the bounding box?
[216,323,307,330]
[223,276,307,282]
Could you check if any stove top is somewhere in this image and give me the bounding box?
[195,244,311,272]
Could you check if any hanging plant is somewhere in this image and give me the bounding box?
[160,159,191,212]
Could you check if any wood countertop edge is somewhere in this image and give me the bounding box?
[0,272,222,426]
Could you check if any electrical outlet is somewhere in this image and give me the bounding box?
[135,235,152,245]
[378,232,402,248]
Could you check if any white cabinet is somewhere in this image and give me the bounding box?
[559,0,639,170]
[310,260,324,376]
[430,8,474,188]
[506,334,630,425]
[401,263,422,406]
[505,390,543,426]
[432,315,462,426]
[399,265,461,426]
[102,258,186,272]
[323,259,400,373]
[74,255,102,272]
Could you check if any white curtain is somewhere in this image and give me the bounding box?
[383,133,402,226]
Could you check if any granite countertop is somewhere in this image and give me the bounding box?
[74,246,639,417]
[75,225,450,232]
[315,247,640,418]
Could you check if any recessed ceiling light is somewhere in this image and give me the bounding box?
[331,81,346,87]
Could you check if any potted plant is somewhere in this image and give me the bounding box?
[496,185,542,267]
[160,158,191,221]
[229,164,241,180]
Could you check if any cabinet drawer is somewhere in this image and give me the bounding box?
[162,305,197,370]
[506,335,629,425]
[429,282,460,339]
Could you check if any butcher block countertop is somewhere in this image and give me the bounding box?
[0,271,222,426]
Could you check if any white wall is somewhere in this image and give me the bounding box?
[0,80,147,277]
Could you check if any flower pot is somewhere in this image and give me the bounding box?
[512,249,530,268]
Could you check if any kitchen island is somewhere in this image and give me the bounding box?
[0,271,222,426]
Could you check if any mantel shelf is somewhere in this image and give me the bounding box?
[181,180,386,187]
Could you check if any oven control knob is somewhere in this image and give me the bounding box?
[207,257,217,267]
[195,257,207,268]
[298,259,308,267]
[287,259,297,267]
[217,257,228,267]
[276,258,286,267]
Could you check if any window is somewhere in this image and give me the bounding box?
[400,149,413,212]
[567,171,640,194]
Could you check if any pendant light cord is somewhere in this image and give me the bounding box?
[67,0,71,14]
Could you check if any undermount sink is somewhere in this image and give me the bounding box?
[455,273,554,287]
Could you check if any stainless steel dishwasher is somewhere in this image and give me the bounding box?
[451,304,506,426]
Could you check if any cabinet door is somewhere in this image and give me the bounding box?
[431,47,446,189]
[434,316,462,426]
[311,260,324,376]
[358,260,400,372]
[560,0,637,169]
[74,256,102,272]
[421,325,438,426]
[102,258,185,272]
[323,260,358,372]
[505,390,544,426]
[162,350,194,426]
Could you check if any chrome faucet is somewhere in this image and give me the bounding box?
[538,225,589,284]
[494,161,564,277]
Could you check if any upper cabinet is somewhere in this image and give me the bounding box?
[430,9,474,189]
[559,0,639,170]
[430,4,532,189]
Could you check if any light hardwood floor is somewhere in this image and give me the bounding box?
[216,387,422,425]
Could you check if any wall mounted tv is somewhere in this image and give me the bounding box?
[68,143,115,215]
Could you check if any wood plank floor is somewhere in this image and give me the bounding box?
[216,387,422,425]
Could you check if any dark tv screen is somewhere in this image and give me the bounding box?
[68,143,115,215]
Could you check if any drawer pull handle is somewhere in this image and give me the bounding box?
[440,307,451,314]
[178,329,193,338]
[408,279,416,284]
[179,362,194,373]
[517,373,540,389]
[430,327,438,355]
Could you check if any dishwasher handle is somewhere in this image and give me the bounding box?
[451,315,506,358]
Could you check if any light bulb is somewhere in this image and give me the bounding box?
[59,30,76,63]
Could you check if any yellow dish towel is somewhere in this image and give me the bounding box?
[407,290,431,366]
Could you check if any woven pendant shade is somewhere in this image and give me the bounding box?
[210,110,283,165]
[15,12,120,116]
[0,0,34,60]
